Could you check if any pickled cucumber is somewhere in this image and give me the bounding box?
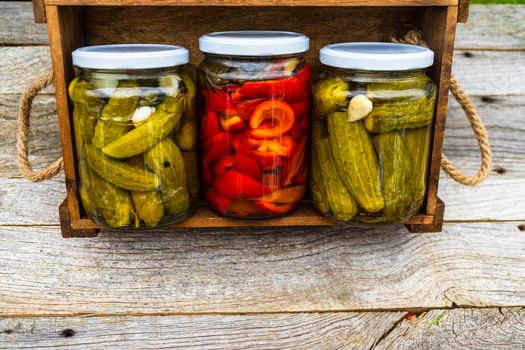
[373,131,417,221]
[127,156,165,228]
[102,98,184,159]
[313,78,349,118]
[85,145,161,192]
[180,72,196,121]
[78,158,134,228]
[92,120,132,149]
[100,80,140,121]
[364,93,436,133]
[145,139,190,215]
[403,126,431,207]
[367,77,430,101]
[316,139,356,220]
[181,149,200,198]
[327,112,384,213]
[174,120,196,151]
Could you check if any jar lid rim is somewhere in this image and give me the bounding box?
[199,31,309,56]
[320,42,434,71]
[72,44,189,70]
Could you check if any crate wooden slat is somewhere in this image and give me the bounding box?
[35,0,466,237]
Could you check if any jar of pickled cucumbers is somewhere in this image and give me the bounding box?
[198,31,310,219]
[69,44,198,229]
[312,43,437,225]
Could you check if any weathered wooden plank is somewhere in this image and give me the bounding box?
[375,308,525,350]
[0,2,48,45]
[1,46,524,95]
[0,222,524,315]
[0,312,404,349]
[455,5,525,50]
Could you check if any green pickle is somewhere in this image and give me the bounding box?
[327,112,384,213]
[145,138,190,215]
[311,67,435,225]
[69,65,197,229]
[316,139,357,220]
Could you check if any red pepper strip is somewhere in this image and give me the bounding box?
[300,115,309,130]
[290,100,309,119]
[248,135,297,158]
[262,173,282,191]
[228,199,258,217]
[293,165,308,185]
[255,185,306,204]
[203,132,231,165]
[218,111,246,132]
[214,169,271,199]
[254,201,295,215]
[259,156,285,171]
[248,100,296,140]
[236,64,311,102]
[205,90,235,112]
[201,159,213,186]
[214,155,235,176]
[231,131,248,151]
[282,137,307,186]
[290,122,307,143]
[205,191,232,215]
[235,98,265,120]
[200,110,221,141]
[234,144,262,181]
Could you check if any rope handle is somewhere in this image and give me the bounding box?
[17,69,63,182]
[18,33,492,186]
[393,30,492,186]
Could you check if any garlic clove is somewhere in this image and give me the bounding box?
[131,106,155,125]
[158,74,181,97]
[348,95,373,122]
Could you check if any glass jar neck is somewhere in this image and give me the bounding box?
[77,66,182,80]
[326,67,427,81]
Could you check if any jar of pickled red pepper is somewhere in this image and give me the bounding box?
[198,31,311,218]
[69,44,199,229]
[312,43,437,225]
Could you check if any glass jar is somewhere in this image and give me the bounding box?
[69,44,198,229]
[198,31,311,219]
[312,43,437,225]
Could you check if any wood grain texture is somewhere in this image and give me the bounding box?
[32,0,47,24]
[375,308,525,350]
[0,2,48,44]
[44,0,457,6]
[1,222,524,315]
[0,312,404,349]
[3,4,524,49]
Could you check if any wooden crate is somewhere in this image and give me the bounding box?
[33,0,469,237]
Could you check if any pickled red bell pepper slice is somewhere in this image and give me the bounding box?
[214,169,271,199]
[290,122,307,143]
[201,159,213,186]
[234,144,263,181]
[203,132,231,164]
[201,110,220,141]
[290,100,309,119]
[262,173,281,191]
[205,191,232,215]
[235,65,311,102]
[282,138,307,186]
[229,199,258,216]
[214,155,235,175]
[218,109,246,131]
[235,98,265,120]
[231,131,248,151]
[256,185,306,204]
[205,90,235,112]
[254,201,295,215]
[248,135,297,158]
[248,100,295,139]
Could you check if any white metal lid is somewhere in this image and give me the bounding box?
[199,31,310,56]
[320,42,434,71]
[72,44,189,70]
